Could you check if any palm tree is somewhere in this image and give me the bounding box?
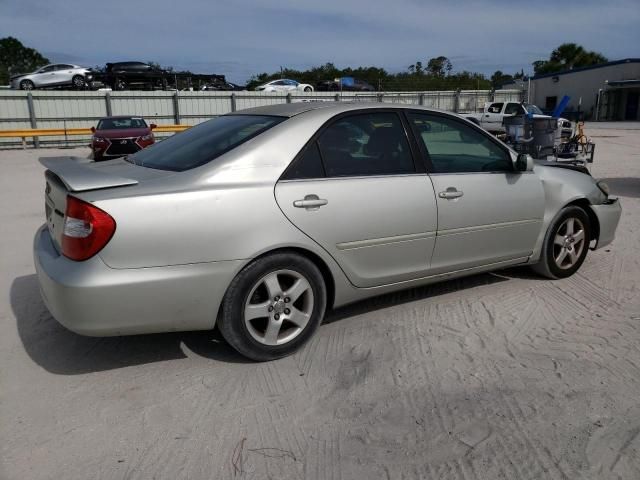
[533,43,608,75]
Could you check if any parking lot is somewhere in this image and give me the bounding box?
[1,123,639,479]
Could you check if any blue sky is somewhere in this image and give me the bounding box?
[1,0,638,83]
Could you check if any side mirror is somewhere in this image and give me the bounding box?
[90,126,96,133]
[150,123,157,130]
[515,153,534,172]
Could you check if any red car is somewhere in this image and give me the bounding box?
[91,116,156,161]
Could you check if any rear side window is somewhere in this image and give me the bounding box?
[408,112,512,173]
[316,112,414,177]
[487,103,503,114]
[284,143,325,179]
[128,115,285,172]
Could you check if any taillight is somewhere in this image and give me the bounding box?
[62,196,116,261]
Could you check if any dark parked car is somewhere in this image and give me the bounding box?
[90,116,156,161]
[316,77,376,92]
[105,62,160,73]
[88,62,167,90]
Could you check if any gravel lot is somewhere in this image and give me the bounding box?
[1,123,639,479]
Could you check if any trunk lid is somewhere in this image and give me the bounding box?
[40,156,168,251]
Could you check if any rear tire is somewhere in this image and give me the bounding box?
[218,252,327,361]
[531,206,590,279]
[72,75,85,89]
[20,79,35,90]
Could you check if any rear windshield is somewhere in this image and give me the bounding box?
[127,115,285,172]
[98,118,147,129]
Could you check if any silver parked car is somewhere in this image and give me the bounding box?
[34,103,621,361]
[10,64,91,90]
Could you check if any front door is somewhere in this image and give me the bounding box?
[406,111,545,273]
[483,102,504,130]
[275,111,438,288]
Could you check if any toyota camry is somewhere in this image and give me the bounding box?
[34,103,621,361]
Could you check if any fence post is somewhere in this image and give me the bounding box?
[334,93,340,102]
[489,89,495,102]
[105,92,113,116]
[173,91,181,124]
[419,93,425,106]
[230,93,237,112]
[27,92,39,149]
[377,93,384,103]
[286,93,292,104]
[453,89,460,113]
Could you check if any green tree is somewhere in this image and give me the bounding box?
[426,56,452,77]
[533,43,607,75]
[0,37,50,84]
[490,70,514,89]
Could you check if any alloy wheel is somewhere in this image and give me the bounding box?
[243,269,314,346]
[553,217,586,270]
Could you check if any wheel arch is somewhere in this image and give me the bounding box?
[217,246,337,324]
[251,247,336,310]
[564,197,600,246]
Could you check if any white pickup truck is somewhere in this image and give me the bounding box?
[465,102,573,138]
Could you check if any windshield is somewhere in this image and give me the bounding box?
[97,118,147,130]
[127,115,286,172]
[526,105,544,115]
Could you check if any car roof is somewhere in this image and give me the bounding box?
[99,115,146,120]
[234,101,450,118]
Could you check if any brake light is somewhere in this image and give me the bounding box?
[62,196,116,261]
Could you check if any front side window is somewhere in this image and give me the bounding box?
[504,103,524,115]
[316,112,414,177]
[408,113,512,173]
[37,65,55,73]
[127,115,285,172]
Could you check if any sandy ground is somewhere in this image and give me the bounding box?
[1,123,639,480]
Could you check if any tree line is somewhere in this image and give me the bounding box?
[0,37,609,91]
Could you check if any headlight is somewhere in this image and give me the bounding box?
[596,180,610,197]
[140,134,153,142]
[93,137,107,143]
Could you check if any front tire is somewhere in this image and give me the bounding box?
[218,252,327,361]
[532,206,590,279]
[304,86,312,92]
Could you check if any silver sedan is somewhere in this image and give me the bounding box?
[10,64,91,90]
[34,103,622,361]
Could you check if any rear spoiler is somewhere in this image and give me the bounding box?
[39,156,138,192]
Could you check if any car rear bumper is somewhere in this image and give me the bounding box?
[591,198,622,249]
[33,225,244,336]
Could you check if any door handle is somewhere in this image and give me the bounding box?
[438,189,464,199]
[293,194,328,210]
[485,114,490,117]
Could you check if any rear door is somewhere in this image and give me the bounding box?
[406,111,545,273]
[52,64,75,85]
[275,110,438,288]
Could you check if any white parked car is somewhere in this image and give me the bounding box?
[255,79,314,93]
[10,64,91,90]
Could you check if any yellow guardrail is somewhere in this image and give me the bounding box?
[0,125,191,144]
